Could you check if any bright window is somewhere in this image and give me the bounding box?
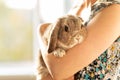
[0,0,36,62]
[38,0,65,22]
[0,0,37,78]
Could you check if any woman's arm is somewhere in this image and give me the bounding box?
[39,4,120,80]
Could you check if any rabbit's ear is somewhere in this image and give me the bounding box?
[48,19,61,53]
[39,23,51,37]
[38,23,52,46]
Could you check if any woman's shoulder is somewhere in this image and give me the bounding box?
[92,0,120,11]
[88,0,120,21]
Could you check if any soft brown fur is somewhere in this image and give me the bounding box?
[37,15,87,80]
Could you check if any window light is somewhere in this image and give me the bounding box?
[4,0,37,10]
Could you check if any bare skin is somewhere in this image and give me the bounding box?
[38,0,120,80]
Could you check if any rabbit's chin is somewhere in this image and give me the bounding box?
[57,37,83,50]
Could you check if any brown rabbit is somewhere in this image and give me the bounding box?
[37,15,87,80]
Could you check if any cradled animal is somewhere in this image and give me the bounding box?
[43,15,87,57]
[37,15,87,80]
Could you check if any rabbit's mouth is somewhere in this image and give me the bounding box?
[68,34,84,47]
[74,34,84,43]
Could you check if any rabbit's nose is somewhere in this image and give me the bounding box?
[75,34,83,43]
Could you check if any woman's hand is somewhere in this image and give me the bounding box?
[68,0,89,16]
[68,0,91,22]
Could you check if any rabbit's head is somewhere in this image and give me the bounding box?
[48,15,87,53]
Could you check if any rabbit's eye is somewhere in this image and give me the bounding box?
[81,24,84,28]
[64,25,69,32]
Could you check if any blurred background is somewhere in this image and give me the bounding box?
[0,0,74,80]
[1,0,120,80]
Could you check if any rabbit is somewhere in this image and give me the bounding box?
[37,15,87,80]
[43,15,87,57]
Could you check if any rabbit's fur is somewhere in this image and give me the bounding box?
[37,15,87,80]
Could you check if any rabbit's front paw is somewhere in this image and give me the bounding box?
[53,48,66,57]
